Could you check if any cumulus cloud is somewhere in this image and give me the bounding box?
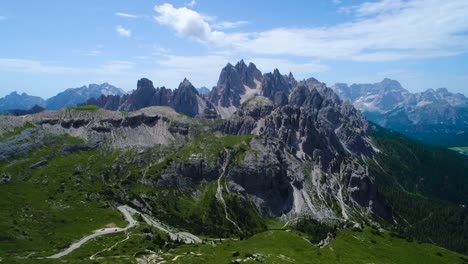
[154,3,212,42]
[186,0,197,7]
[115,12,138,18]
[153,3,246,45]
[116,25,131,37]
[154,0,468,61]
[212,20,248,30]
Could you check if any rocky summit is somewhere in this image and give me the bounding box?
[85,78,219,119]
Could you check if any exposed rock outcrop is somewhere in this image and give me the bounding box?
[209,60,263,118]
[260,69,292,107]
[85,78,218,119]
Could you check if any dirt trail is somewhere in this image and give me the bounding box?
[46,206,137,259]
[216,150,241,232]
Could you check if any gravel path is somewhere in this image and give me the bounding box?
[46,206,136,259]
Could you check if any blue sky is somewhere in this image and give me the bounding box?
[0,0,467,98]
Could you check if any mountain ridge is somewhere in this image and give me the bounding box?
[0,83,125,113]
[333,79,468,146]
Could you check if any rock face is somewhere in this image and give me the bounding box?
[46,83,125,110]
[213,77,388,220]
[209,60,263,118]
[260,69,293,107]
[0,92,45,112]
[0,128,46,161]
[86,78,218,118]
[333,79,468,146]
[0,106,191,149]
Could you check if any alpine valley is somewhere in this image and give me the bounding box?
[0,61,467,264]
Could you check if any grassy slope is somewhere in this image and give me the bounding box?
[10,227,465,264]
[0,132,127,258]
[165,228,466,264]
[0,122,36,140]
[0,130,264,261]
[66,105,100,111]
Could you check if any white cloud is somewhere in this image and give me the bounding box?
[116,25,131,37]
[152,45,170,56]
[212,20,248,30]
[0,59,80,74]
[0,58,134,75]
[354,0,409,16]
[186,0,197,7]
[154,3,246,45]
[115,12,138,18]
[154,0,468,61]
[154,3,212,42]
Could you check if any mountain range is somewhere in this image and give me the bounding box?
[0,83,125,114]
[333,79,468,147]
[0,61,466,262]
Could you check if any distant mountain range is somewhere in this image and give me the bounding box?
[196,86,211,95]
[0,83,125,114]
[46,83,125,110]
[333,79,468,147]
[0,92,45,113]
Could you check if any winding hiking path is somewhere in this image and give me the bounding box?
[46,205,137,259]
[216,150,241,232]
[123,206,202,244]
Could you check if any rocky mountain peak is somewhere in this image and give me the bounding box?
[260,68,291,106]
[208,61,247,118]
[136,78,155,91]
[436,87,449,95]
[0,91,46,113]
[235,59,247,69]
[379,78,405,92]
[178,78,198,93]
[333,78,409,113]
